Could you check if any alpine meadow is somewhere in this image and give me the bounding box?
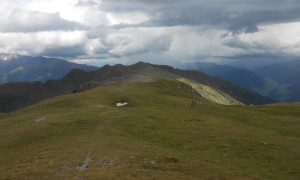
[0,0,300,179]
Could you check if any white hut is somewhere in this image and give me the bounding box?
[116,102,128,107]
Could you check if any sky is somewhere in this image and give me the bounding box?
[0,0,300,66]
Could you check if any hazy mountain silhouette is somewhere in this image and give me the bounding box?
[0,54,98,84]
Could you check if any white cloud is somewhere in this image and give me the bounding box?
[107,11,150,25]
[0,31,87,54]
[0,0,300,65]
[84,39,106,55]
[22,0,109,27]
[104,28,172,56]
[0,8,84,33]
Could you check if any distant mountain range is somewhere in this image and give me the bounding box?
[0,53,98,84]
[252,60,300,102]
[178,60,300,102]
[0,62,275,112]
[1,53,298,102]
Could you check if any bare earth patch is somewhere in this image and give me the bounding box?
[35,117,47,122]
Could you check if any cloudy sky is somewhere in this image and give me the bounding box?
[0,0,300,66]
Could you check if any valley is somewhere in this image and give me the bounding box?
[179,61,300,102]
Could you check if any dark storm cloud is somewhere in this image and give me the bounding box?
[223,37,254,50]
[227,6,300,34]
[75,0,98,7]
[41,45,86,58]
[101,0,300,34]
[223,37,273,50]
[0,10,85,33]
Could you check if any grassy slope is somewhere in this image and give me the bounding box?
[0,79,299,179]
[178,78,243,105]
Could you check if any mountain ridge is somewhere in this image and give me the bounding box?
[0,62,275,113]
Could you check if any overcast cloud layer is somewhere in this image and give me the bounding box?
[0,0,300,66]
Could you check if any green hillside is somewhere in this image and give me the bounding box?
[178,78,243,105]
[0,79,299,179]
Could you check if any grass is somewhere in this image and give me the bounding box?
[178,78,243,105]
[0,79,299,179]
